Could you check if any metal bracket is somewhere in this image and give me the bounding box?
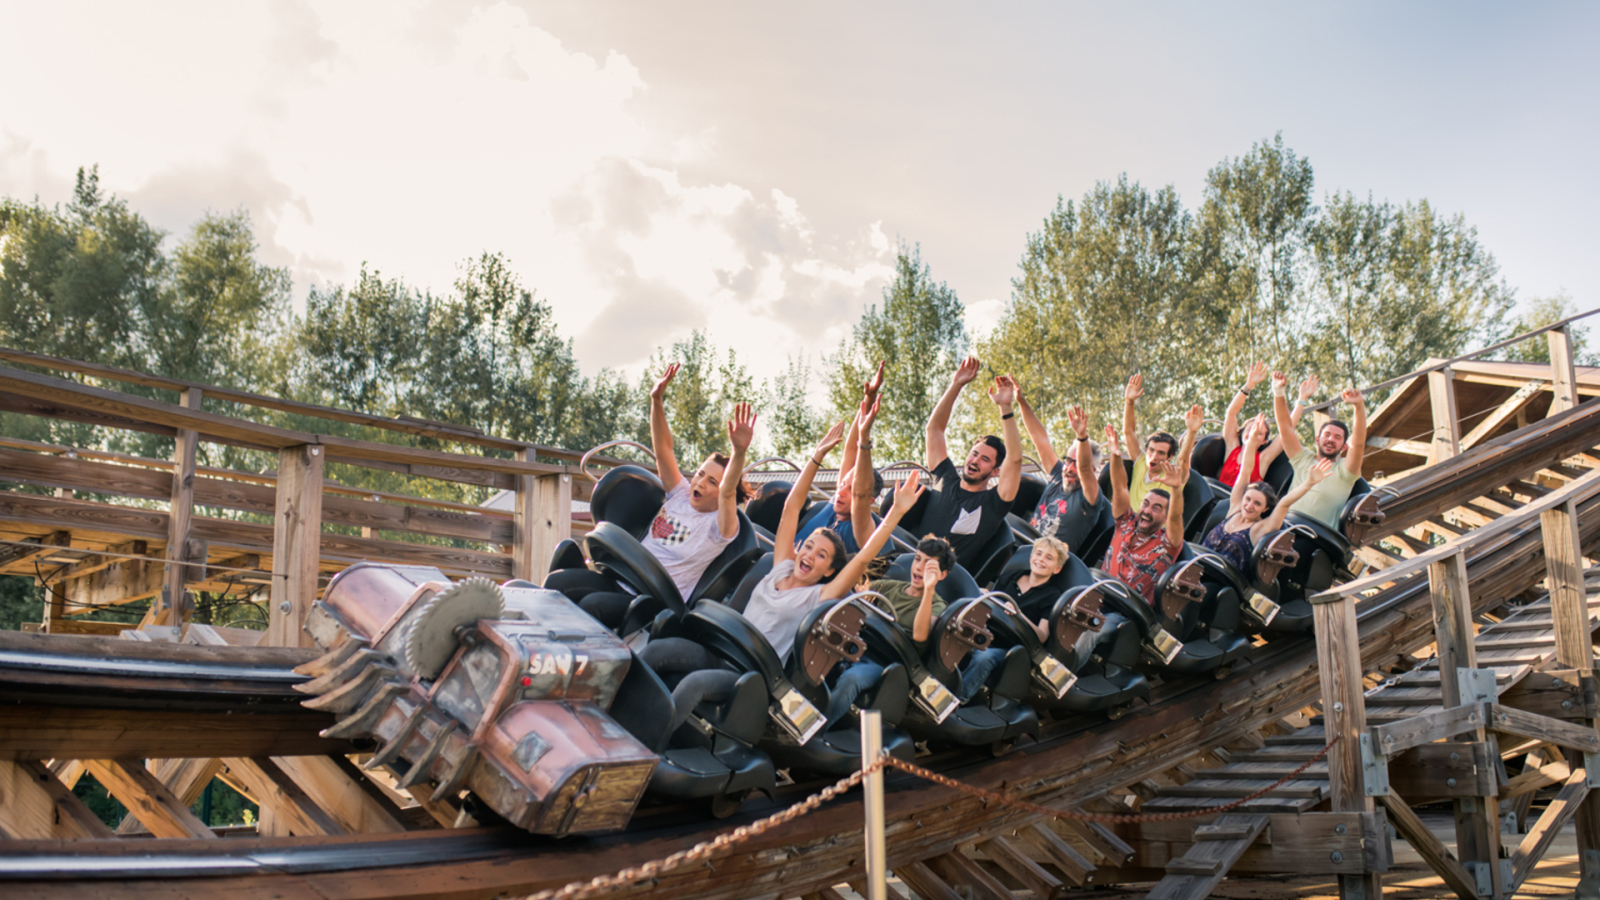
[1580,850,1600,900]
[1359,733,1391,796]
[1466,861,1490,896]
[1586,751,1600,789]
[1458,667,1499,706]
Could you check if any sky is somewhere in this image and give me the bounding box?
[1,1,1595,387]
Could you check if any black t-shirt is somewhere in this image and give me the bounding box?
[993,569,1065,622]
[1028,459,1109,556]
[920,458,1012,572]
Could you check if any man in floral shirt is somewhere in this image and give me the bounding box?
[1101,404,1201,605]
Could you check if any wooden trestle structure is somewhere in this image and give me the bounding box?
[3,319,1600,900]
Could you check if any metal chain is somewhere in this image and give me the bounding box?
[520,758,890,900]
[516,737,1337,900]
[882,734,1340,823]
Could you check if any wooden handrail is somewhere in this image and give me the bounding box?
[1304,306,1600,413]
[1312,465,1600,604]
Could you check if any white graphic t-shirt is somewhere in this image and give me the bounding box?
[643,480,734,601]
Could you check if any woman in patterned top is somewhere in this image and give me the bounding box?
[1202,413,1334,573]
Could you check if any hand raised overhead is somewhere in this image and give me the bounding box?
[952,357,981,388]
[651,363,680,399]
[1299,374,1320,402]
[1103,424,1121,454]
[1124,372,1144,402]
[1184,403,1205,434]
[726,403,756,452]
[1244,361,1269,389]
[856,394,881,436]
[1150,459,1184,488]
[1341,387,1365,408]
[863,360,886,402]
[811,419,849,461]
[1067,405,1089,438]
[1271,370,1289,392]
[890,470,925,515]
[1242,412,1268,446]
[1306,457,1335,485]
[988,374,1017,407]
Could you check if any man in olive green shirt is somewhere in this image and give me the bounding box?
[1272,374,1367,529]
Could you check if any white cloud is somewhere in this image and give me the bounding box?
[0,0,892,385]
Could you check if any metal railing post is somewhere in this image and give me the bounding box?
[861,708,887,900]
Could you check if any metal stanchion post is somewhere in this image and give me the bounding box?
[861,708,887,900]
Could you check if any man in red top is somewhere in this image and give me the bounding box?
[1102,404,1202,604]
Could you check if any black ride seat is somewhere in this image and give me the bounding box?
[589,465,666,541]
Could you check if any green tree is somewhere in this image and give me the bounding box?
[640,330,754,467]
[763,354,828,461]
[827,244,968,461]
[1500,293,1592,365]
[981,178,1200,438]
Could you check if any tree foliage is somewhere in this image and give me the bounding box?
[827,244,968,461]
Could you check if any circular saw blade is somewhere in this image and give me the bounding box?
[403,577,505,680]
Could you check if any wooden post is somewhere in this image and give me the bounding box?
[1428,367,1461,465]
[159,387,201,631]
[511,449,571,585]
[1549,325,1579,417]
[1541,498,1600,899]
[1428,550,1504,898]
[1313,592,1383,899]
[265,444,325,648]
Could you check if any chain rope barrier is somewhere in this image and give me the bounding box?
[518,736,1338,900]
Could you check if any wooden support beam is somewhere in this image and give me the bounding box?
[83,758,216,839]
[1463,379,1548,450]
[115,757,222,834]
[1511,766,1590,890]
[979,834,1063,898]
[1024,822,1096,886]
[220,757,344,836]
[1429,367,1462,464]
[159,387,201,631]
[0,758,114,839]
[928,850,1015,900]
[512,455,571,585]
[895,860,964,900]
[1312,589,1384,899]
[266,444,325,648]
[272,755,408,833]
[0,530,71,570]
[1550,325,1580,416]
[1379,790,1480,900]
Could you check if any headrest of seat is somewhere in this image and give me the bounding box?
[745,482,794,535]
[1009,471,1048,517]
[1190,433,1227,479]
[589,465,666,541]
[1262,453,1295,494]
[689,510,762,603]
[1284,511,1351,554]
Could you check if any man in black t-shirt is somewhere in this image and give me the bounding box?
[920,357,1023,571]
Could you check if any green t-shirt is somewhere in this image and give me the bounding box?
[1288,447,1360,528]
[871,578,945,646]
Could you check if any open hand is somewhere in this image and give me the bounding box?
[1103,424,1121,454]
[1184,403,1205,434]
[651,363,679,400]
[1341,387,1365,409]
[891,470,925,516]
[988,374,1017,408]
[952,357,981,389]
[1124,373,1144,402]
[1306,458,1335,485]
[1244,361,1269,389]
[857,394,881,437]
[812,419,848,461]
[1150,459,1184,488]
[863,360,886,403]
[1067,405,1089,439]
[1242,413,1267,447]
[1299,375,1320,402]
[726,403,756,452]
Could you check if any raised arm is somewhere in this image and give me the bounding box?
[1342,388,1368,478]
[823,472,925,601]
[1178,403,1201,484]
[990,375,1023,502]
[1271,371,1303,459]
[1290,375,1319,430]
[1122,373,1143,457]
[926,357,980,471]
[1070,405,1099,506]
[911,556,941,643]
[1105,424,1129,519]
[1150,460,1186,548]
[836,361,883,479]
[648,363,684,491]
[850,395,881,549]
[1015,384,1059,473]
[718,403,756,540]
[1228,414,1266,515]
[1258,458,1333,536]
[775,419,848,564]
[1223,362,1268,451]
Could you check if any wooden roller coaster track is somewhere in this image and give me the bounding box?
[3,317,1600,900]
